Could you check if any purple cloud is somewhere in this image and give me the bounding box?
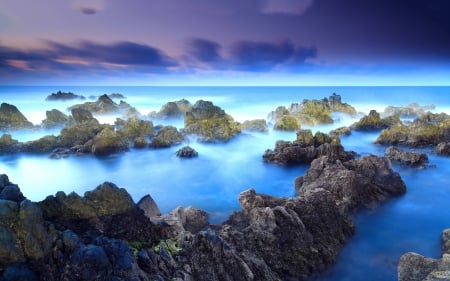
[187,38,222,63]
[259,0,314,15]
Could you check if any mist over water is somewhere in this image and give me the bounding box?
[1,86,450,280]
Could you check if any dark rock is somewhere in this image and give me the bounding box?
[71,108,94,123]
[241,119,268,132]
[436,142,450,156]
[23,135,59,153]
[0,134,20,154]
[296,155,406,211]
[330,126,351,136]
[69,94,135,115]
[150,126,184,148]
[183,206,208,234]
[351,110,399,131]
[385,146,428,167]
[184,100,241,142]
[176,146,198,158]
[45,91,85,101]
[91,127,129,155]
[0,103,34,130]
[263,129,355,165]
[0,184,24,202]
[69,244,112,280]
[42,109,70,129]
[137,194,162,219]
[59,118,106,148]
[108,93,126,99]
[2,263,38,281]
[133,136,148,148]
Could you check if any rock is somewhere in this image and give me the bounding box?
[382,103,435,119]
[23,135,59,153]
[69,94,135,115]
[0,134,20,154]
[42,109,70,129]
[385,146,428,168]
[137,194,162,219]
[436,142,450,156]
[263,129,355,165]
[71,108,94,123]
[69,244,112,280]
[296,155,406,211]
[2,263,38,281]
[273,115,301,131]
[0,103,34,130]
[0,184,25,202]
[183,206,208,234]
[59,118,106,148]
[108,93,126,99]
[133,136,148,148]
[176,146,198,158]
[351,110,400,131]
[116,117,154,139]
[330,126,351,136]
[45,91,85,101]
[241,119,267,132]
[150,126,184,148]
[184,100,241,142]
[376,113,450,147]
[267,106,290,124]
[91,127,129,156]
[150,99,192,119]
[39,182,135,220]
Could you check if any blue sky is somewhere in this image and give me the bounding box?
[1,0,449,85]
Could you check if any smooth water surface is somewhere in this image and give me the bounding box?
[1,86,450,280]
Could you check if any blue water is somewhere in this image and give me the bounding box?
[1,86,450,280]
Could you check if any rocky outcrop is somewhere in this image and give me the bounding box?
[436,142,450,156]
[385,146,428,168]
[382,103,435,119]
[184,100,241,142]
[351,110,400,131]
[398,228,450,281]
[150,125,184,148]
[241,119,268,132]
[91,127,129,155]
[330,126,351,136]
[0,103,34,130]
[268,93,356,127]
[296,155,406,211]
[263,129,355,165]
[176,146,198,158]
[0,134,20,154]
[69,94,135,115]
[376,113,450,147]
[42,109,71,129]
[116,117,154,139]
[273,115,301,131]
[45,91,85,101]
[149,99,192,119]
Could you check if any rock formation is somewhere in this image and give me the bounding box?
[351,110,400,131]
[45,91,85,101]
[176,146,198,158]
[69,94,135,115]
[0,103,34,130]
[385,146,428,168]
[241,119,268,132]
[149,99,192,119]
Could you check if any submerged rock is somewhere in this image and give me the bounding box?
[263,129,355,165]
[296,155,406,211]
[0,103,34,130]
[184,100,241,142]
[176,146,198,158]
[385,146,428,168]
[398,228,450,281]
[45,91,85,101]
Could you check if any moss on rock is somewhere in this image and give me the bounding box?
[91,128,129,155]
[273,115,301,131]
[242,119,267,132]
[150,126,184,148]
[0,103,34,130]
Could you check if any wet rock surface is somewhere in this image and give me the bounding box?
[46,91,85,101]
[176,146,198,158]
[385,146,429,168]
[351,110,400,131]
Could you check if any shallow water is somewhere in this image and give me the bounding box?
[1,86,450,280]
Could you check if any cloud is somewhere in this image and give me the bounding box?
[186,38,222,63]
[72,0,105,15]
[229,39,316,71]
[259,0,314,15]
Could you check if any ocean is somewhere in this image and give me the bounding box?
[1,85,450,280]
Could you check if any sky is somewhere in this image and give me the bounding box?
[0,0,449,85]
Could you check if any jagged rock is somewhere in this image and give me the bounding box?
[436,142,450,156]
[241,119,268,132]
[398,228,450,281]
[39,182,135,220]
[273,115,301,131]
[42,109,71,128]
[69,94,135,115]
[137,194,162,219]
[91,127,129,155]
[184,100,241,142]
[263,129,355,165]
[0,103,34,130]
[385,146,428,167]
[376,112,450,147]
[150,126,184,148]
[176,146,198,158]
[45,91,85,101]
[149,99,192,119]
[296,155,406,211]
[351,110,400,131]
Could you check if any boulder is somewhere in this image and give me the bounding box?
[273,115,300,131]
[59,118,106,148]
[184,100,241,142]
[351,110,400,131]
[45,91,85,101]
[176,146,198,158]
[263,130,355,165]
[69,94,135,115]
[71,108,94,123]
[23,135,59,153]
[42,109,71,128]
[137,194,161,219]
[330,126,351,136]
[436,142,450,156]
[241,119,268,132]
[91,127,129,156]
[0,134,20,154]
[133,136,148,148]
[149,99,192,119]
[150,126,184,148]
[0,103,34,130]
[116,117,154,139]
[398,228,450,281]
[385,146,428,168]
[296,155,406,211]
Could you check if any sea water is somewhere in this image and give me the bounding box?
[1,86,450,280]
